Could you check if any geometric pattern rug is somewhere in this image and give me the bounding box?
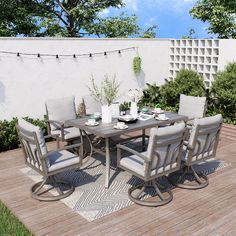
[21,154,230,222]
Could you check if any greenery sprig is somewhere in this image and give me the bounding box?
[88,74,120,106]
[133,56,142,75]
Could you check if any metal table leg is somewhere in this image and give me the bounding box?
[142,129,146,152]
[105,137,111,188]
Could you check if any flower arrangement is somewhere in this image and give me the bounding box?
[127,88,143,103]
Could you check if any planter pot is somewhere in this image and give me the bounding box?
[102,105,112,123]
[130,102,138,118]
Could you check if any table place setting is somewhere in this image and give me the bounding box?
[155,113,169,121]
[113,121,128,130]
[85,118,99,126]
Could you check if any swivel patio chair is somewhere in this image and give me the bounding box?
[168,114,222,189]
[178,94,207,124]
[45,96,81,146]
[117,123,186,207]
[17,118,84,201]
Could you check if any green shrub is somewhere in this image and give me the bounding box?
[138,83,161,107]
[0,117,47,152]
[160,69,206,108]
[210,62,236,121]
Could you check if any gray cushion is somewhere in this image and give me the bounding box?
[120,154,177,177]
[18,118,47,156]
[51,127,81,140]
[18,118,49,168]
[46,96,77,131]
[189,114,222,147]
[47,150,82,172]
[187,114,222,161]
[147,123,186,169]
[178,94,206,120]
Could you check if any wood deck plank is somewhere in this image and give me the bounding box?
[0,134,236,236]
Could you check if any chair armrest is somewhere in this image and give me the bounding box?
[117,144,150,163]
[46,119,63,126]
[44,134,60,139]
[44,134,60,148]
[42,143,82,159]
[183,141,194,150]
[46,120,65,140]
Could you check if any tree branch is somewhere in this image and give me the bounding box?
[33,0,68,26]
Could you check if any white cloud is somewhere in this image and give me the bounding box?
[98,9,110,17]
[123,0,138,11]
[143,0,197,13]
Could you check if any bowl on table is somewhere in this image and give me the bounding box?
[118,114,138,123]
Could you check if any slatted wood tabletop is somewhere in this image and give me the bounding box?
[0,132,236,236]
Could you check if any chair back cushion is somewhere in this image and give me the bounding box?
[188,114,222,162]
[178,94,206,120]
[147,123,186,173]
[18,118,48,169]
[45,96,76,131]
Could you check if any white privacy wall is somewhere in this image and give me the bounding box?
[0,38,170,120]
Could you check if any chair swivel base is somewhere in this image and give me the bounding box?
[128,180,173,207]
[31,176,74,201]
[168,165,209,190]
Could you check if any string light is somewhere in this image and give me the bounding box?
[0,47,136,59]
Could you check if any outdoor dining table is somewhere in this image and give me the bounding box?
[67,112,188,188]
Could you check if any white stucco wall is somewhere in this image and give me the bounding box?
[218,39,236,71]
[1,38,236,121]
[0,38,170,120]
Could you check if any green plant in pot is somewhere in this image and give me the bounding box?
[133,56,142,75]
[88,74,120,123]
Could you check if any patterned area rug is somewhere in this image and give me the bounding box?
[21,153,230,222]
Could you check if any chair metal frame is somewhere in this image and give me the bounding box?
[17,124,85,201]
[169,121,222,189]
[117,127,186,207]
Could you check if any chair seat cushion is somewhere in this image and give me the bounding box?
[120,153,177,178]
[51,127,81,141]
[47,150,81,172]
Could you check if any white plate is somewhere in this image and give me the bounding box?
[113,125,128,130]
[85,122,99,126]
[155,117,169,121]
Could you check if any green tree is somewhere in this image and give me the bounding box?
[211,62,236,119]
[0,0,156,38]
[190,0,236,38]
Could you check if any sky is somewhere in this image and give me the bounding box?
[100,0,215,39]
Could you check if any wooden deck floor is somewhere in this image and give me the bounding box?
[0,134,236,236]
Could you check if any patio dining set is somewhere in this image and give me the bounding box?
[16,94,222,207]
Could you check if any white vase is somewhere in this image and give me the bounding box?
[111,102,120,118]
[130,102,138,118]
[102,105,112,123]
